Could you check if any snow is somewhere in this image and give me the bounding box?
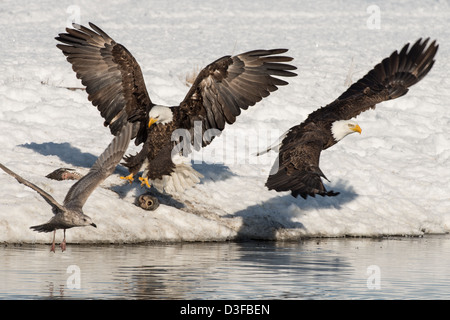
[0,0,449,243]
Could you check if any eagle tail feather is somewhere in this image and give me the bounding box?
[151,162,204,195]
[266,162,338,199]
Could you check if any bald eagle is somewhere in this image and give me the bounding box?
[262,38,438,199]
[56,23,297,194]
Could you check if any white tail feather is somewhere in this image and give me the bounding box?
[151,162,203,195]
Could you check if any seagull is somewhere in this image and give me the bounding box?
[0,123,133,252]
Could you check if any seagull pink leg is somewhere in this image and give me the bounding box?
[50,230,56,253]
[60,229,67,252]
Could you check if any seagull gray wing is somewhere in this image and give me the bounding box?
[63,122,133,210]
[0,162,65,213]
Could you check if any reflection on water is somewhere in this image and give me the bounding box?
[1,235,450,299]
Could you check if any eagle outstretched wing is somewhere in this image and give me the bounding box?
[311,38,438,123]
[178,49,297,149]
[56,23,153,144]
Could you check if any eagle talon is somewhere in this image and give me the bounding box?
[139,177,151,188]
[120,174,134,184]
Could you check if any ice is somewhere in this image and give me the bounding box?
[0,0,449,243]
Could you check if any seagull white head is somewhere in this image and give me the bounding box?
[66,212,97,228]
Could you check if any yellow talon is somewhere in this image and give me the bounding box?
[139,177,151,188]
[120,174,134,184]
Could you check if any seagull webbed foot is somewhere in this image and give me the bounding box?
[60,240,66,252]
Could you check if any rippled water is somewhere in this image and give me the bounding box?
[1,235,450,300]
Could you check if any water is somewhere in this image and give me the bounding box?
[1,235,450,300]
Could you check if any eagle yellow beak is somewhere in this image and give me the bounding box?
[352,124,362,134]
[148,117,158,128]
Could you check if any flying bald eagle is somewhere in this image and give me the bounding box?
[262,38,438,199]
[56,23,297,194]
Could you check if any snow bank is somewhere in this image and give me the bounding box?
[1,0,449,243]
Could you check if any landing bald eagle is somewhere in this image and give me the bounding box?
[263,38,438,199]
[56,23,297,194]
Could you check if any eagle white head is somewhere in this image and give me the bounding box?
[331,120,362,142]
[148,105,174,126]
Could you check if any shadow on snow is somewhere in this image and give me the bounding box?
[228,179,358,240]
[20,141,359,240]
